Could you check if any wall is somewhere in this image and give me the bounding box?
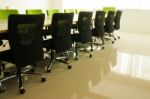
[0,0,150,33]
[50,0,63,12]
[120,9,150,34]
[62,0,150,34]
[63,0,95,9]
[0,0,51,14]
[0,0,64,13]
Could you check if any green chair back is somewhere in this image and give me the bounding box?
[76,9,84,14]
[103,7,116,14]
[26,9,43,15]
[0,9,19,20]
[64,9,76,13]
[46,9,59,19]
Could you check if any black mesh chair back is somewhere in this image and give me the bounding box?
[78,11,93,43]
[94,11,106,37]
[105,11,115,33]
[114,10,122,30]
[8,14,45,67]
[51,13,74,53]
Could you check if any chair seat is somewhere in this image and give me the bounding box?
[71,34,81,42]
[114,25,119,30]
[43,38,71,53]
[104,25,115,34]
[43,39,53,50]
[71,33,92,44]
[0,32,8,40]
[0,49,15,63]
[72,23,77,29]
[43,26,52,38]
[92,28,104,37]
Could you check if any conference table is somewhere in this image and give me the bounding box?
[0,19,52,34]
[0,20,8,34]
[0,13,94,34]
[0,19,53,49]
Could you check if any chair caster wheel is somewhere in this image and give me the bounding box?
[45,57,49,60]
[89,54,92,58]
[68,64,72,69]
[65,58,68,61]
[91,49,93,51]
[30,68,35,73]
[41,77,46,82]
[75,57,78,60]
[19,88,25,94]
[118,36,120,39]
[102,47,105,50]
[46,69,51,73]
[112,41,114,44]
[0,85,5,93]
[114,38,117,40]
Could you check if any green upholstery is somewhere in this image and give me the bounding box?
[103,7,116,14]
[46,9,59,19]
[0,9,19,20]
[76,9,84,14]
[64,9,76,13]
[26,9,43,15]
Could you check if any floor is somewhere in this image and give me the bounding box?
[0,31,150,99]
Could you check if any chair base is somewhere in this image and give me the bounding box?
[104,33,116,44]
[74,43,93,60]
[0,64,46,94]
[46,58,72,73]
[92,37,105,50]
[46,50,72,73]
[18,67,46,94]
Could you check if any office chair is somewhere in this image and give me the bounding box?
[114,10,122,39]
[0,14,46,94]
[26,9,43,14]
[71,11,93,60]
[104,11,116,43]
[92,11,106,50]
[43,13,73,72]
[43,9,60,39]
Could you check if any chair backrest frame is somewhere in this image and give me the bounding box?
[105,11,115,33]
[51,13,74,53]
[94,11,106,37]
[114,10,122,30]
[8,14,45,66]
[78,11,93,43]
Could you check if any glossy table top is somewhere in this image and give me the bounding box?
[0,20,8,33]
[0,19,52,33]
[0,14,89,34]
